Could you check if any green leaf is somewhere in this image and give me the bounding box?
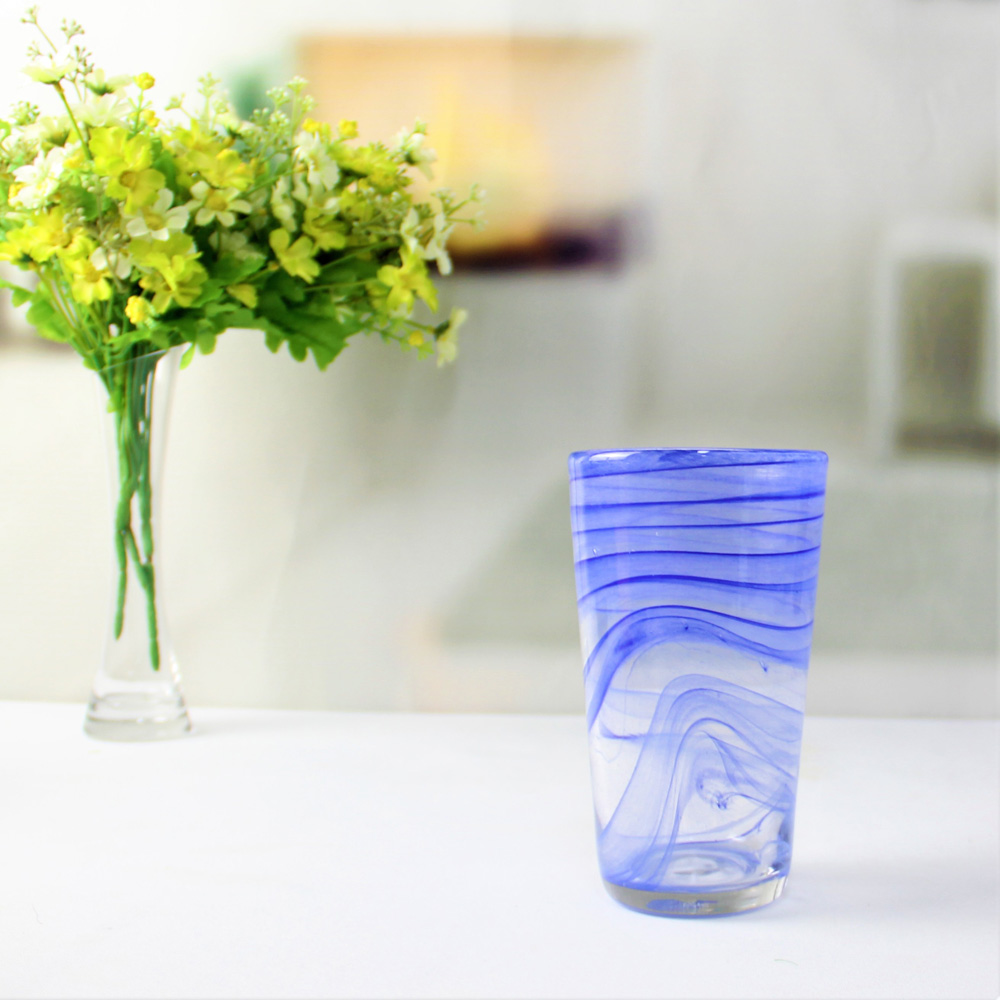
[196,329,217,355]
[152,149,177,191]
[264,326,283,353]
[230,313,291,354]
[24,296,70,343]
[62,183,100,223]
[146,326,175,350]
[318,257,379,286]
[0,276,33,307]
[166,316,196,343]
[266,269,308,304]
[180,344,196,369]
[221,307,259,329]
[212,253,266,286]
[189,279,225,310]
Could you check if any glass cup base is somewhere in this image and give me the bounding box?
[603,875,787,918]
[84,693,191,742]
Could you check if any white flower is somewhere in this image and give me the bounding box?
[270,175,296,231]
[22,114,72,146]
[207,229,258,261]
[291,171,311,205]
[74,94,131,128]
[11,146,66,209]
[394,127,437,179]
[403,209,453,275]
[84,69,132,95]
[89,246,133,280]
[424,243,452,276]
[186,180,252,228]
[23,58,77,85]
[125,189,189,241]
[436,308,467,366]
[400,208,421,255]
[294,130,339,194]
[208,229,264,262]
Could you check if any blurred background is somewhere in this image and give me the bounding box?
[0,0,996,718]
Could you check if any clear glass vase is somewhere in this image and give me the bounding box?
[84,347,191,741]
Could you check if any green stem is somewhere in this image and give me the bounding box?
[241,163,293,199]
[52,82,92,160]
[303,280,370,293]
[105,349,163,670]
[30,17,60,55]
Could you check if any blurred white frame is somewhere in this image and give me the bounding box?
[870,216,999,458]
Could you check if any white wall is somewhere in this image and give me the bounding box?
[0,0,657,108]
[645,0,998,428]
[0,0,996,717]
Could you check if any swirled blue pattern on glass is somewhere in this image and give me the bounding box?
[569,448,827,913]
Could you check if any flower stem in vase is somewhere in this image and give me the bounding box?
[84,348,191,741]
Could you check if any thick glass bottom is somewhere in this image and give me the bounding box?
[84,693,191,742]
[603,874,786,917]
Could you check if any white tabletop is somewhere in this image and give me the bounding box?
[1,702,997,1000]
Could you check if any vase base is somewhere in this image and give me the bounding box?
[603,875,786,918]
[84,694,191,742]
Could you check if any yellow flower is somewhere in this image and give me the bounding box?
[338,188,375,225]
[59,229,97,261]
[171,123,230,185]
[139,255,207,312]
[96,127,140,161]
[201,149,253,192]
[0,229,32,265]
[23,207,74,262]
[132,232,207,312]
[336,145,400,193]
[116,167,165,212]
[302,118,332,142]
[63,145,86,170]
[269,228,319,283]
[131,231,192,268]
[302,207,347,251]
[0,209,73,265]
[65,255,113,305]
[125,296,155,326]
[338,120,358,140]
[376,248,438,314]
[135,73,156,91]
[90,126,165,212]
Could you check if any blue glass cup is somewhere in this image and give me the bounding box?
[569,448,828,916]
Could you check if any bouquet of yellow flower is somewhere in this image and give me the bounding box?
[0,9,479,723]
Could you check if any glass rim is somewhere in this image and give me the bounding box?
[570,447,828,462]
[569,448,829,480]
[89,346,177,374]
